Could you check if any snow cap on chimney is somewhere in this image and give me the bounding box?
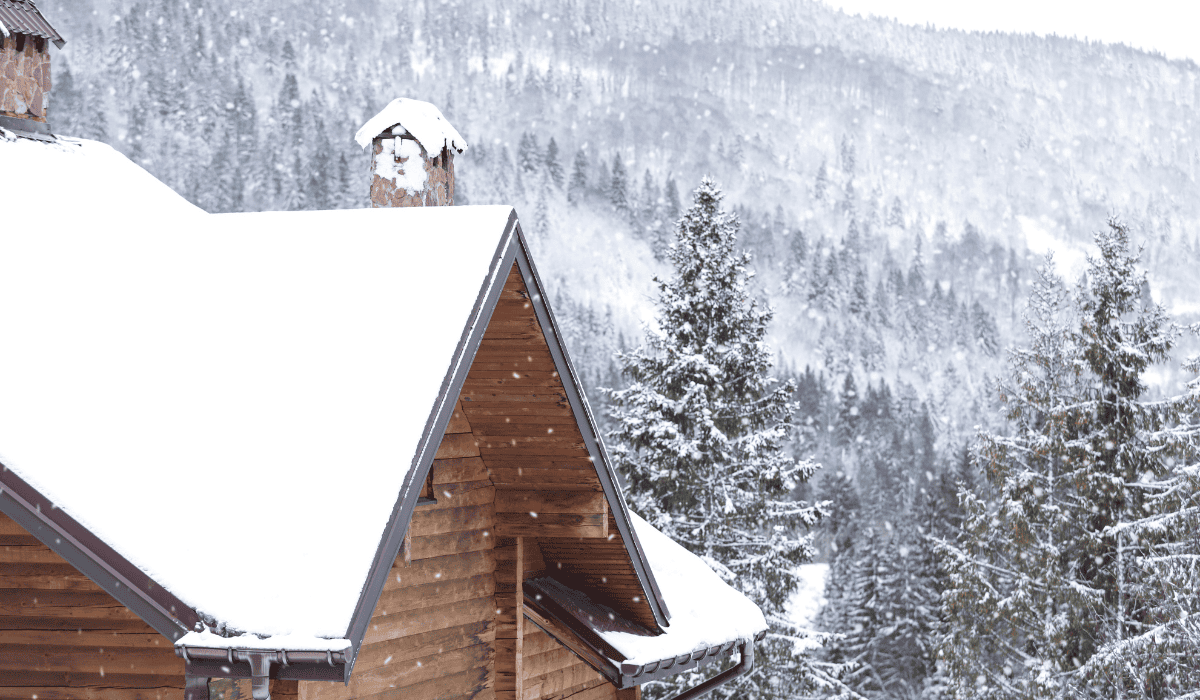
[356,98,467,208]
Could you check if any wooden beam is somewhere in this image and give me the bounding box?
[516,537,525,700]
[495,513,607,539]
[522,604,614,679]
[495,490,607,515]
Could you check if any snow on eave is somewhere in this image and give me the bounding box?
[1,19,10,37]
[593,513,767,667]
[354,98,468,155]
[176,630,351,652]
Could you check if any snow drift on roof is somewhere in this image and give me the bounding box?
[354,98,468,154]
[0,136,513,638]
[598,513,767,666]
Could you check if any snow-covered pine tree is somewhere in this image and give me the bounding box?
[1071,222,1199,698]
[1081,379,1200,697]
[604,179,846,699]
[941,224,1198,699]
[544,137,564,189]
[813,160,829,202]
[610,154,629,214]
[939,255,1095,699]
[568,148,588,205]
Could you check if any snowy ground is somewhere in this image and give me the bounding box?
[786,563,828,650]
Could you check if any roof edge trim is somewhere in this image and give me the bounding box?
[341,208,521,678]
[510,230,671,629]
[0,464,197,639]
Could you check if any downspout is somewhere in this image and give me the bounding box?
[664,640,755,700]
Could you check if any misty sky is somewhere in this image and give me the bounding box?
[823,0,1199,63]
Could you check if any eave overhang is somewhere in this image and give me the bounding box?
[522,576,764,689]
[0,462,199,640]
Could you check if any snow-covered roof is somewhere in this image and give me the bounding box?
[354,98,468,155]
[603,514,766,665]
[0,133,511,641]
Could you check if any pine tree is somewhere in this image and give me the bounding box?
[664,177,681,222]
[814,159,829,201]
[940,224,1199,699]
[939,256,1093,698]
[835,373,861,449]
[518,132,541,174]
[609,153,629,213]
[568,148,588,205]
[1070,222,1196,697]
[840,135,856,177]
[971,300,1000,356]
[544,137,564,190]
[849,267,869,316]
[605,179,844,699]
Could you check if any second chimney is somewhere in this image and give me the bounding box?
[354,99,468,208]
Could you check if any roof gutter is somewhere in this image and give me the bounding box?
[661,639,755,700]
[177,646,349,698]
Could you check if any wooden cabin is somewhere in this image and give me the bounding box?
[0,95,767,700]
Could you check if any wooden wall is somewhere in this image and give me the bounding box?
[0,512,184,700]
[520,626,611,700]
[460,265,659,630]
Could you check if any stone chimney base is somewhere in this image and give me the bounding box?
[370,134,455,208]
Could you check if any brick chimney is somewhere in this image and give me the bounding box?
[0,0,65,135]
[354,99,468,208]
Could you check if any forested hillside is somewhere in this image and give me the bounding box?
[34,1,1200,695]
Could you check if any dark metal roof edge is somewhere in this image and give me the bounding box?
[0,114,52,135]
[0,463,196,639]
[183,658,345,682]
[511,231,671,629]
[0,0,66,47]
[341,208,521,679]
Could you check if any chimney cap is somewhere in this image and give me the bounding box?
[355,98,467,156]
[0,0,66,48]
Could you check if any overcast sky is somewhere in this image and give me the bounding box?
[822,1,1199,64]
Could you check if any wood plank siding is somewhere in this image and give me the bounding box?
[461,265,657,630]
[0,512,185,700]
